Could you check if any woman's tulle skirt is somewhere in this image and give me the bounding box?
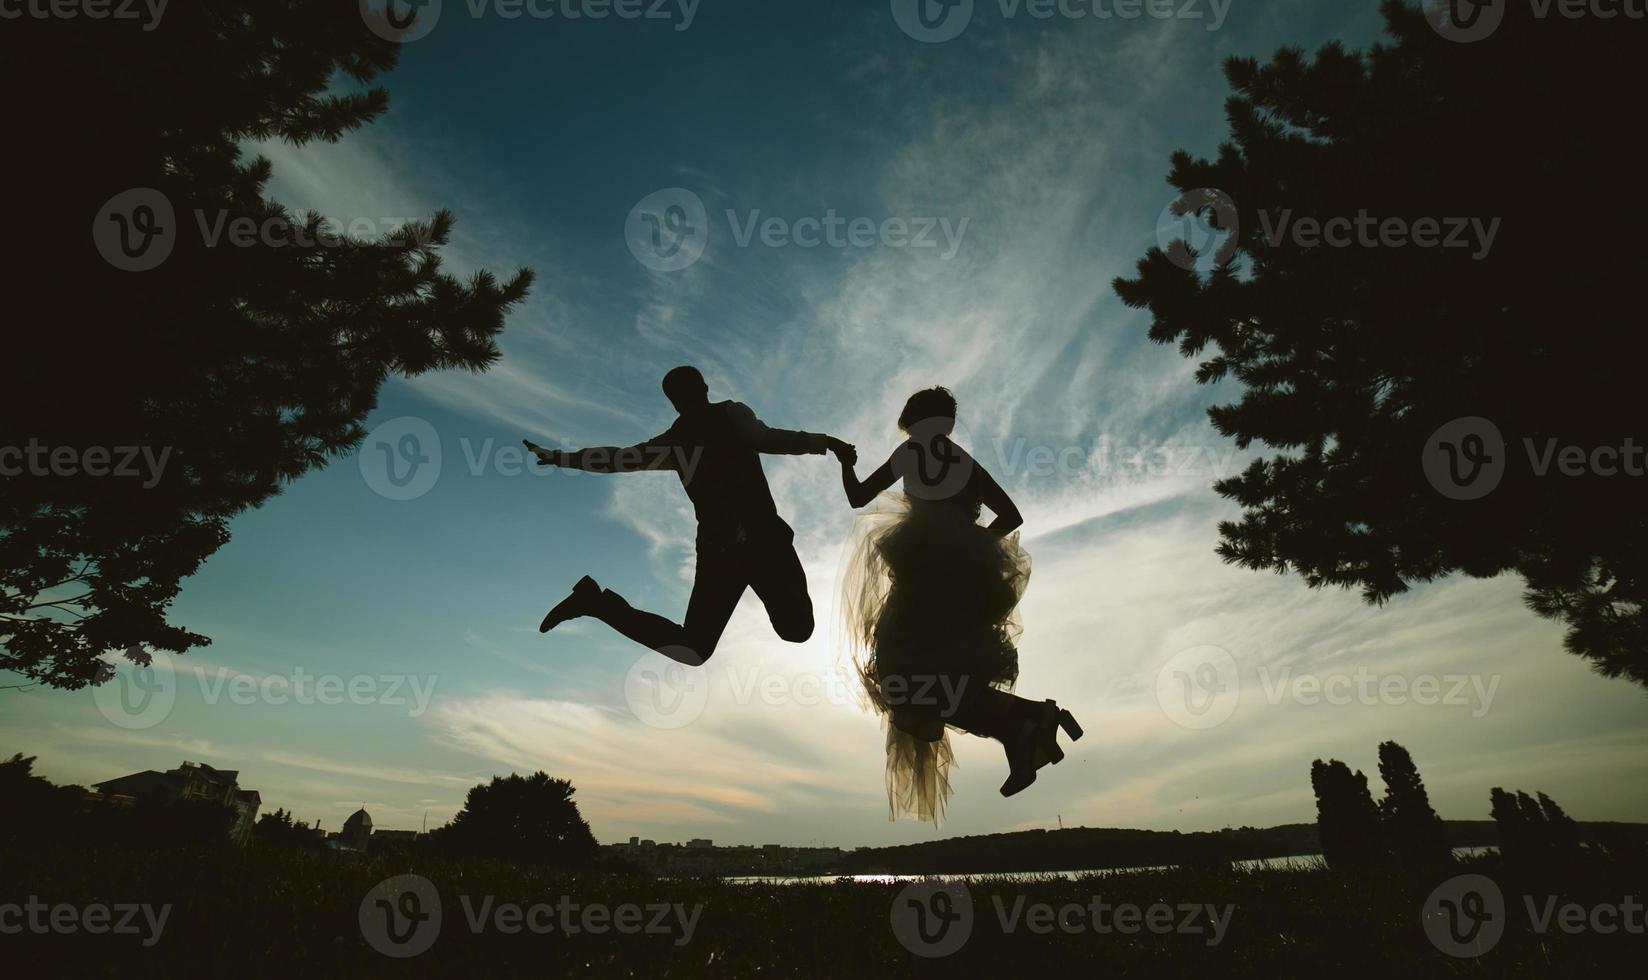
[839,495,1031,826]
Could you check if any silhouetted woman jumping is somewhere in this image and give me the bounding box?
[834,386,1081,826]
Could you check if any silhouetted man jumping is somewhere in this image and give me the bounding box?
[526,366,852,666]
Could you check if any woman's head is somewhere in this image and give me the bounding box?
[898,386,957,435]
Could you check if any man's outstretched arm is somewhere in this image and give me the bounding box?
[732,402,849,457]
[524,438,676,473]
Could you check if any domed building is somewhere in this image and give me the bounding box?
[338,807,372,851]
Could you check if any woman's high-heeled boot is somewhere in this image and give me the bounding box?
[1000,700,1083,797]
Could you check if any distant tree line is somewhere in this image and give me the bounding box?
[4,755,597,867]
[1310,740,1639,870]
[0,753,231,850]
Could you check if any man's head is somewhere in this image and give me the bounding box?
[662,365,710,413]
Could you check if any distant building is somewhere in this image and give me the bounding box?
[601,836,843,876]
[324,808,423,851]
[93,761,261,845]
[330,807,373,851]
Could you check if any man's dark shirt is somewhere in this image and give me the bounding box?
[566,400,827,540]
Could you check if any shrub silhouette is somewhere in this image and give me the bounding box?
[1311,758,1382,869]
[436,772,598,866]
[1376,741,1447,865]
[1491,786,1583,864]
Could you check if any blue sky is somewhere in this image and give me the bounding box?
[8,0,1648,847]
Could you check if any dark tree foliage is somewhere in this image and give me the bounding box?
[253,807,324,850]
[0,753,89,849]
[1,3,532,688]
[436,772,598,866]
[1310,758,1382,869]
[1375,740,1447,864]
[1491,786,1583,863]
[1114,2,1647,683]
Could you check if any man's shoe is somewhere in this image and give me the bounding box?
[540,576,601,633]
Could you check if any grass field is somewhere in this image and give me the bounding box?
[2,847,1642,977]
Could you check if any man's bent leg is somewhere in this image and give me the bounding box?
[748,532,814,643]
[676,540,747,665]
[586,540,745,666]
[585,587,700,662]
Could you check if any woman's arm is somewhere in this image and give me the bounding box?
[974,462,1023,536]
[840,446,898,509]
